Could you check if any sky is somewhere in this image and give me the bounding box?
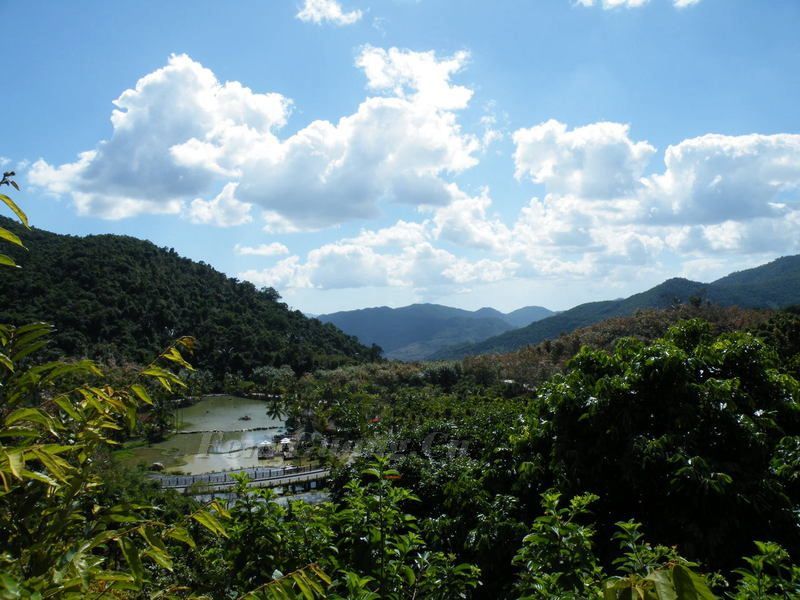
[2,0,800,314]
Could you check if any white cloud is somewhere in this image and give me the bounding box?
[31,50,480,230]
[188,183,253,227]
[220,120,800,294]
[345,220,430,248]
[296,0,362,26]
[234,242,290,256]
[356,45,473,110]
[430,187,511,251]
[513,120,656,199]
[576,0,650,9]
[239,235,514,291]
[510,122,800,261]
[641,133,800,225]
[29,54,289,220]
[577,0,702,9]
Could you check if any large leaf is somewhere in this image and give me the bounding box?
[130,383,154,406]
[117,537,144,586]
[0,226,25,248]
[192,509,228,538]
[0,253,18,268]
[165,526,196,549]
[672,565,717,600]
[0,193,29,228]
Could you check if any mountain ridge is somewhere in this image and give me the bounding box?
[433,255,800,359]
[317,302,554,360]
[0,216,374,376]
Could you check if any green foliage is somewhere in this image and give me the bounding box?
[513,323,800,568]
[3,175,799,599]
[0,182,212,596]
[512,491,719,600]
[460,304,771,388]
[513,491,604,597]
[731,541,800,599]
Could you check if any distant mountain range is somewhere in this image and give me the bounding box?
[317,304,554,360]
[433,255,800,359]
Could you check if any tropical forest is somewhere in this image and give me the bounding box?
[3,1,800,599]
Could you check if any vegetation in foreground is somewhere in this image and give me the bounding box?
[1,177,799,598]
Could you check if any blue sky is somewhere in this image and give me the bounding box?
[3,0,800,313]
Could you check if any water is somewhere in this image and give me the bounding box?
[121,395,286,475]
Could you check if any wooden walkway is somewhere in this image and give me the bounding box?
[150,465,329,494]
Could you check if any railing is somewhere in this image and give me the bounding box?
[151,464,327,489]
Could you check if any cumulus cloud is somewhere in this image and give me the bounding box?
[234,242,290,257]
[577,0,701,9]
[296,0,362,26]
[430,187,510,251]
[575,0,649,9]
[240,118,800,292]
[31,49,480,230]
[29,54,289,221]
[239,235,515,291]
[508,121,800,265]
[356,45,473,110]
[513,120,656,198]
[188,183,253,227]
[641,133,800,225]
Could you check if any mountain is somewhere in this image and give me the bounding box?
[504,305,558,327]
[0,217,374,376]
[434,255,800,359]
[317,303,554,360]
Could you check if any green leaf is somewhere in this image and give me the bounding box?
[30,447,71,482]
[163,346,194,370]
[0,193,29,228]
[292,573,314,600]
[6,408,51,428]
[54,396,82,421]
[143,548,174,571]
[139,525,168,554]
[5,451,24,479]
[672,565,717,600]
[0,254,18,268]
[18,468,58,487]
[308,564,331,586]
[0,226,25,249]
[646,569,679,600]
[117,537,144,586]
[130,383,154,405]
[166,526,196,549]
[192,509,228,538]
[11,339,49,362]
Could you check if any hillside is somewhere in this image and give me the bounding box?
[435,255,800,358]
[0,217,374,375]
[318,303,553,360]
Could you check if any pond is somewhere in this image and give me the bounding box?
[119,395,287,475]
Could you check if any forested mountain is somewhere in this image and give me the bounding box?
[435,255,800,358]
[0,217,374,375]
[317,302,553,360]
